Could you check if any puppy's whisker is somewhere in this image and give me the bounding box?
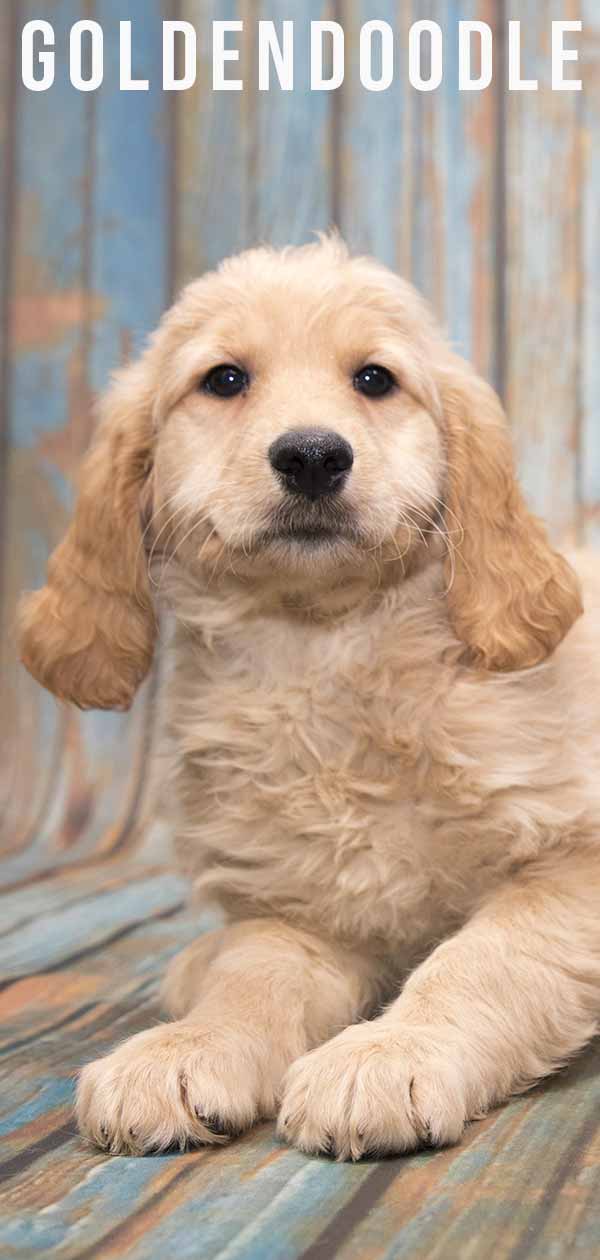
[402,502,460,597]
[147,503,195,585]
[154,512,215,592]
[133,491,185,606]
[207,538,229,588]
[396,483,468,593]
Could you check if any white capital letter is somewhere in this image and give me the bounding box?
[311,21,344,91]
[70,20,103,92]
[360,21,393,92]
[22,20,55,91]
[120,21,149,90]
[459,21,492,91]
[508,21,538,91]
[213,20,243,90]
[163,20,196,90]
[552,20,582,90]
[259,21,293,90]
[408,21,442,92]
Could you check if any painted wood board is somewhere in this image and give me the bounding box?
[1,0,94,863]
[0,3,172,874]
[254,0,336,245]
[337,1,501,385]
[410,0,500,383]
[0,2,17,843]
[64,0,172,863]
[0,0,15,454]
[580,0,600,548]
[335,1,412,271]
[504,0,581,542]
[175,0,254,287]
[1,7,600,1253]
[0,860,598,1259]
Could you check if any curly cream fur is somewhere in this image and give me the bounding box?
[18,357,157,709]
[19,239,600,1159]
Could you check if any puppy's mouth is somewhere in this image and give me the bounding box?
[256,500,361,550]
[264,525,342,547]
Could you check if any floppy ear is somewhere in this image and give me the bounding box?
[18,359,157,710]
[439,358,582,671]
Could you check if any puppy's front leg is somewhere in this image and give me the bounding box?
[77,918,379,1154]
[280,851,600,1159]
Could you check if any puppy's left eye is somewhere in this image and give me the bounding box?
[353,364,396,398]
[202,364,249,398]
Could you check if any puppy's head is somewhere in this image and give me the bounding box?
[19,237,582,709]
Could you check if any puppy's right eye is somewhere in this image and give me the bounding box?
[353,364,396,398]
[202,364,249,398]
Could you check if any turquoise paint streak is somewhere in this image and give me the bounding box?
[0,873,185,978]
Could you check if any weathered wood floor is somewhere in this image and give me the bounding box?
[2,1,600,1253]
[1,853,599,1259]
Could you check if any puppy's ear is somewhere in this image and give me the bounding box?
[439,358,582,671]
[18,359,157,710]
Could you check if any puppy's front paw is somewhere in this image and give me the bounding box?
[278,1023,469,1161]
[77,1021,276,1154]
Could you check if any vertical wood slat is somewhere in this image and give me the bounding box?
[2,4,600,858]
[338,0,502,387]
[580,0,600,547]
[0,0,16,710]
[176,0,337,288]
[0,3,171,870]
[91,0,172,382]
[79,0,172,858]
[254,0,336,245]
[504,0,581,543]
[0,0,15,434]
[175,0,253,287]
[1,0,92,859]
[336,0,411,271]
[0,1,17,809]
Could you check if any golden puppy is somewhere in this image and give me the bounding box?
[19,238,600,1160]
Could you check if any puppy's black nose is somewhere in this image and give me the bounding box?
[268,428,354,501]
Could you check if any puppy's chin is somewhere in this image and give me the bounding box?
[236,512,439,591]
[262,531,364,573]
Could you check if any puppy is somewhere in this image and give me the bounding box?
[19,238,600,1160]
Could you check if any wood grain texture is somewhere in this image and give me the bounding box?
[0,0,15,447]
[338,0,502,384]
[408,0,502,383]
[254,0,336,245]
[175,0,253,286]
[1,6,600,1255]
[336,0,412,269]
[580,0,600,547]
[0,1,172,876]
[0,860,598,1259]
[504,0,581,542]
[0,0,17,836]
[1,0,93,862]
[176,0,336,285]
[70,0,172,863]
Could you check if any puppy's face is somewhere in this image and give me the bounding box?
[151,245,445,587]
[19,240,582,712]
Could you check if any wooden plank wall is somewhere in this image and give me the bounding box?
[1,1,598,866]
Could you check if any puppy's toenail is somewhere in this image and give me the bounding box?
[196,1111,232,1137]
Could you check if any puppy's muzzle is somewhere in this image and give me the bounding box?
[269,428,353,502]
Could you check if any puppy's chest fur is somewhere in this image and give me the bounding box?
[167,587,577,950]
